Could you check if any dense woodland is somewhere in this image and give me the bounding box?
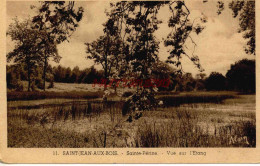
[7,58,255,93]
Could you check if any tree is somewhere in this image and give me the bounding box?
[151,60,178,91]
[181,73,196,91]
[205,72,226,91]
[195,73,206,80]
[86,66,99,84]
[7,18,43,91]
[226,59,255,93]
[216,0,255,55]
[53,65,66,82]
[71,66,80,83]
[195,73,206,91]
[32,1,84,90]
[6,65,20,90]
[102,1,206,117]
[85,34,125,89]
[65,67,72,83]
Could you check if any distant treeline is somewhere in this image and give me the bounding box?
[172,59,255,93]
[52,65,104,83]
[7,59,255,93]
[7,65,103,91]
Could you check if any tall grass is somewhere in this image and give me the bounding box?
[8,106,255,147]
[8,119,92,148]
[9,100,124,124]
[7,93,255,148]
[134,110,255,147]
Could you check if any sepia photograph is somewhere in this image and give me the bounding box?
[5,0,256,150]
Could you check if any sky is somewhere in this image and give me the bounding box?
[6,1,255,77]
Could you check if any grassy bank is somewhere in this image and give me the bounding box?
[8,90,236,105]
[157,91,237,107]
[7,91,104,101]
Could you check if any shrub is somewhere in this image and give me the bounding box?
[7,72,18,89]
[48,79,54,89]
[30,82,36,91]
[35,77,44,90]
[122,91,133,97]
[15,81,24,91]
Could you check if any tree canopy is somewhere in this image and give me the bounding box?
[226,59,255,93]
[86,1,207,114]
[217,0,255,55]
[7,18,44,91]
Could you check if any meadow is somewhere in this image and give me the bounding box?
[7,83,256,148]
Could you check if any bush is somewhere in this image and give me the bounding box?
[122,91,133,97]
[48,79,54,89]
[7,72,19,89]
[6,72,23,91]
[30,82,36,91]
[35,77,44,90]
[15,81,24,91]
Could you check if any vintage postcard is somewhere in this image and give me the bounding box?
[0,0,259,163]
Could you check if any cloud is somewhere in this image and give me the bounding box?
[181,22,253,76]
[6,1,254,76]
[52,38,94,70]
[155,2,254,76]
[71,1,110,43]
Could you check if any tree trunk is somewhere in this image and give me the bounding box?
[114,84,117,93]
[43,57,47,91]
[103,77,107,90]
[27,66,31,92]
[104,68,108,91]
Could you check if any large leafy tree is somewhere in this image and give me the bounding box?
[151,60,178,91]
[205,72,226,91]
[7,18,43,91]
[100,1,206,118]
[85,34,124,90]
[32,1,84,90]
[226,59,255,93]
